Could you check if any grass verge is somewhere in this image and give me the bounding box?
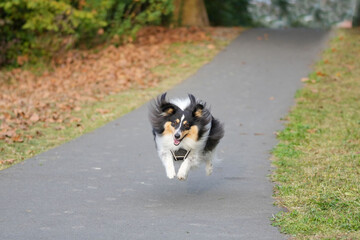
[272,28,360,239]
[0,28,242,170]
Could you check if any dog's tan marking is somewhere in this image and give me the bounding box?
[179,130,188,139]
[176,119,180,123]
[183,120,187,125]
[163,121,175,135]
[185,125,198,141]
[165,108,174,115]
[194,109,202,118]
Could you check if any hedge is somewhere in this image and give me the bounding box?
[0,0,173,67]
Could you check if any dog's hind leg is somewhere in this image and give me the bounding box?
[205,152,214,176]
[205,159,213,176]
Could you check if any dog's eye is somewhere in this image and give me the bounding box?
[171,121,176,127]
[184,123,190,129]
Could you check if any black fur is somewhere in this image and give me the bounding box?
[204,117,224,152]
[149,93,176,135]
[187,93,212,140]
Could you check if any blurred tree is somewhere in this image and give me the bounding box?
[204,0,252,26]
[272,0,289,20]
[354,0,360,26]
[249,0,354,28]
[173,0,209,26]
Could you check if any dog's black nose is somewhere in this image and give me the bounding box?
[174,133,181,139]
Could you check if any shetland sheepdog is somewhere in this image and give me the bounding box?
[149,93,224,180]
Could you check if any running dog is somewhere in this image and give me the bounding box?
[149,93,224,180]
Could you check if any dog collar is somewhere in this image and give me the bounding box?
[170,148,191,161]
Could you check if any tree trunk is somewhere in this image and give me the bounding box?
[173,0,210,27]
[353,0,360,27]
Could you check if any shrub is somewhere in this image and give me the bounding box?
[204,0,252,26]
[0,0,173,68]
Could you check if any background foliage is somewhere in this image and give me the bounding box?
[0,0,173,67]
[0,0,358,68]
[248,0,355,28]
[204,0,252,26]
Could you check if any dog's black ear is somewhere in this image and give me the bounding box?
[193,103,204,118]
[189,94,205,118]
[161,104,176,117]
[156,92,176,117]
[160,92,167,104]
[188,93,196,104]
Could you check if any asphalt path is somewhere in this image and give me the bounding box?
[0,28,330,239]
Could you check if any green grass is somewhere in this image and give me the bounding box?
[0,30,241,170]
[272,29,360,239]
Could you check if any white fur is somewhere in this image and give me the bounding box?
[169,98,190,111]
[174,115,185,135]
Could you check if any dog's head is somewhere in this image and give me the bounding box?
[149,93,211,146]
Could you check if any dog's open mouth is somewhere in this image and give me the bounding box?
[173,134,187,146]
[174,139,181,146]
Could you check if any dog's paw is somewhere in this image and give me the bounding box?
[164,164,176,179]
[177,171,188,181]
[166,170,176,179]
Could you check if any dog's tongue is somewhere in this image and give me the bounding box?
[174,139,181,146]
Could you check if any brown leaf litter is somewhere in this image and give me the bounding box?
[0,26,241,147]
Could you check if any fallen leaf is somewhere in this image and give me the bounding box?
[12,135,24,143]
[70,117,82,123]
[316,71,326,77]
[310,88,318,93]
[301,77,309,82]
[26,135,33,140]
[54,126,65,131]
[180,63,190,68]
[96,109,110,114]
[345,65,354,70]
[307,129,317,134]
[5,131,16,138]
[29,113,40,122]
[0,159,15,165]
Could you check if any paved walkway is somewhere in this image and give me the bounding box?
[0,29,330,239]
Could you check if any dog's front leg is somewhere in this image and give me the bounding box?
[159,151,176,179]
[177,158,191,181]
